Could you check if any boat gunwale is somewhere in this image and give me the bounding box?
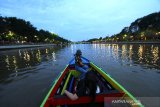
[90,62,144,107]
[40,65,69,107]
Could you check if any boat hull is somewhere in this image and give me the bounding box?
[40,57,143,107]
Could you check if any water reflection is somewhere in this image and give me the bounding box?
[45,49,49,61]
[121,45,127,61]
[1,44,160,82]
[71,44,77,54]
[92,44,160,70]
[138,45,143,63]
[52,51,56,61]
[36,49,41,62]
[112,44,119,60]
[19,50,22,57]
[12,56,18,72]
[129,45,133,63]
[5,55,10,70]
[0,46,62,82]
[151,46,159,64]
[24,51,30,62]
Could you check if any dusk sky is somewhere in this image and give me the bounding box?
[0,0,160,41]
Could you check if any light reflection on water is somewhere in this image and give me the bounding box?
[1,44,159,82]
[0,47,61,82]
[91,44,160,70]
[52,52,56,62]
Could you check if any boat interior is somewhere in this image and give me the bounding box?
[48,63,125,106]
[41,57,141,107]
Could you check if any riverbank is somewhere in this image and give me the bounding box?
[0,44,56,50]
[92,41,160,44]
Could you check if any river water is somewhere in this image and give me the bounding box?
[0,44,160,107]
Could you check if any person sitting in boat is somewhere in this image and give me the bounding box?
[64,72,98,101]
[75,49,89,79]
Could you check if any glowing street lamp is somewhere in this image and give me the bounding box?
[123,34,127,39]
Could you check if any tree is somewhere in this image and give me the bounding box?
[0,16,70,44]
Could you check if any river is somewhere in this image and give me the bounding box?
[0,44,160,107]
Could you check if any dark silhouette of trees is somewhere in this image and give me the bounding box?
[0,16,70,44]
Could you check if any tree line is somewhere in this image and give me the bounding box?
[0,16,70,44]
[87,12,160,43]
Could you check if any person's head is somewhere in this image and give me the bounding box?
[75,49,82,56]
[84,72,97,100]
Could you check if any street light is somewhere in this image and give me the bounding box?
[123,34,127,40]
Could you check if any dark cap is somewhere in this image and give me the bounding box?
[75,49,82,56]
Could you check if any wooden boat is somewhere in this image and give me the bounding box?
[40,57,143,107]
